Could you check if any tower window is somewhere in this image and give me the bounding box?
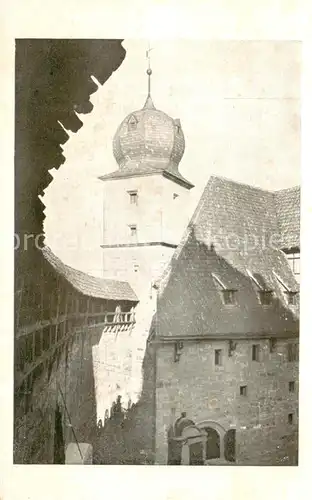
[288,413,294,424]
[214,349,222,366]
[174,118,181,134]
[252,344,260,362]
[129,225,137,239]
[128,114,138,131]
[128,191,138,205]
[289,381,295,393]
[240,385,247,396]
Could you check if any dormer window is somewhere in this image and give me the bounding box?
[128,114,138,131]
[212,273,237,305]
[259,290,273,306]
[273,271,298,306]
[286,292,298,306]
[174,118,181,134]
[247,270,273,306]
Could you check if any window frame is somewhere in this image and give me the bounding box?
[252,343,260,362]
[129,224,138,240]
[214,349,222,366]
[240,385,247,397]
[287,342,299,362]
[269,338,277,353]
[127,114,138,131]
[212,273,237,306]
[258,290,273,306]
[286,251,300,281]
[128,190,138,205]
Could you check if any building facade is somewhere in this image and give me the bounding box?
[94,66,300,465]
[150,176,300,465]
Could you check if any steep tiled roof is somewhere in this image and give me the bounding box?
[41,246,138,302]
[274,186,300,249]
[157,176,300,338]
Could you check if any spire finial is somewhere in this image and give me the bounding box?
[146,43,153,97]
[144,43,155,109]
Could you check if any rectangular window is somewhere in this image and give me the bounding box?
[129,191,138,205]
[269,338,277,353]
[286,292,298,306]
[259,290,273,305]
[289,381,295,393]
[240,385,247,396]
[252,344,260,362]
[288,343,299,362]
[129,225,137,239]
[288,413,294,424]
[222,290,236,305]
[286,252,300,283]
[214,349,222,366]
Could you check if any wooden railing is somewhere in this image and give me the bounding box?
[15,310,136,390]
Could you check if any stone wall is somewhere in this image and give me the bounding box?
[154,338,299,465]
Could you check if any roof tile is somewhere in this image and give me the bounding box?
[41,246,138,302]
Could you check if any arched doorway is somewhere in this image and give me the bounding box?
[168,413,196,465]
[224,429,236,462]
[196,420,227,462]
[168,414,207,465]
[204,427,220,460]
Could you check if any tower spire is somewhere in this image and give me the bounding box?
[144,43,155,110]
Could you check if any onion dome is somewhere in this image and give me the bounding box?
[100,61,193,189]
[112,93,185,171]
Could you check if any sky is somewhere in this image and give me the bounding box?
[43,39,301,276]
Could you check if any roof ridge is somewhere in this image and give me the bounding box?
[41,246,138,301]
[209,174,273,194]
[42,246,131,286]
[210,174,300,194]
[274,185,300,194]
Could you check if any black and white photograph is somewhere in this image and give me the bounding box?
[14,38,300,466]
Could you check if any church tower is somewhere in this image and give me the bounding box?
[99,55,194,294]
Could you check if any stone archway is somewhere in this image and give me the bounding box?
[180,425,207,465]
[204,427,220,459]
[196,420,227,461]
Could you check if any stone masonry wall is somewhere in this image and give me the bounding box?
[155,338,299,465]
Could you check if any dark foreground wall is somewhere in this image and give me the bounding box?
[14,40,127,463]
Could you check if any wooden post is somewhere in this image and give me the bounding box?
[55,276,61,343]
[16,277,24,331]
